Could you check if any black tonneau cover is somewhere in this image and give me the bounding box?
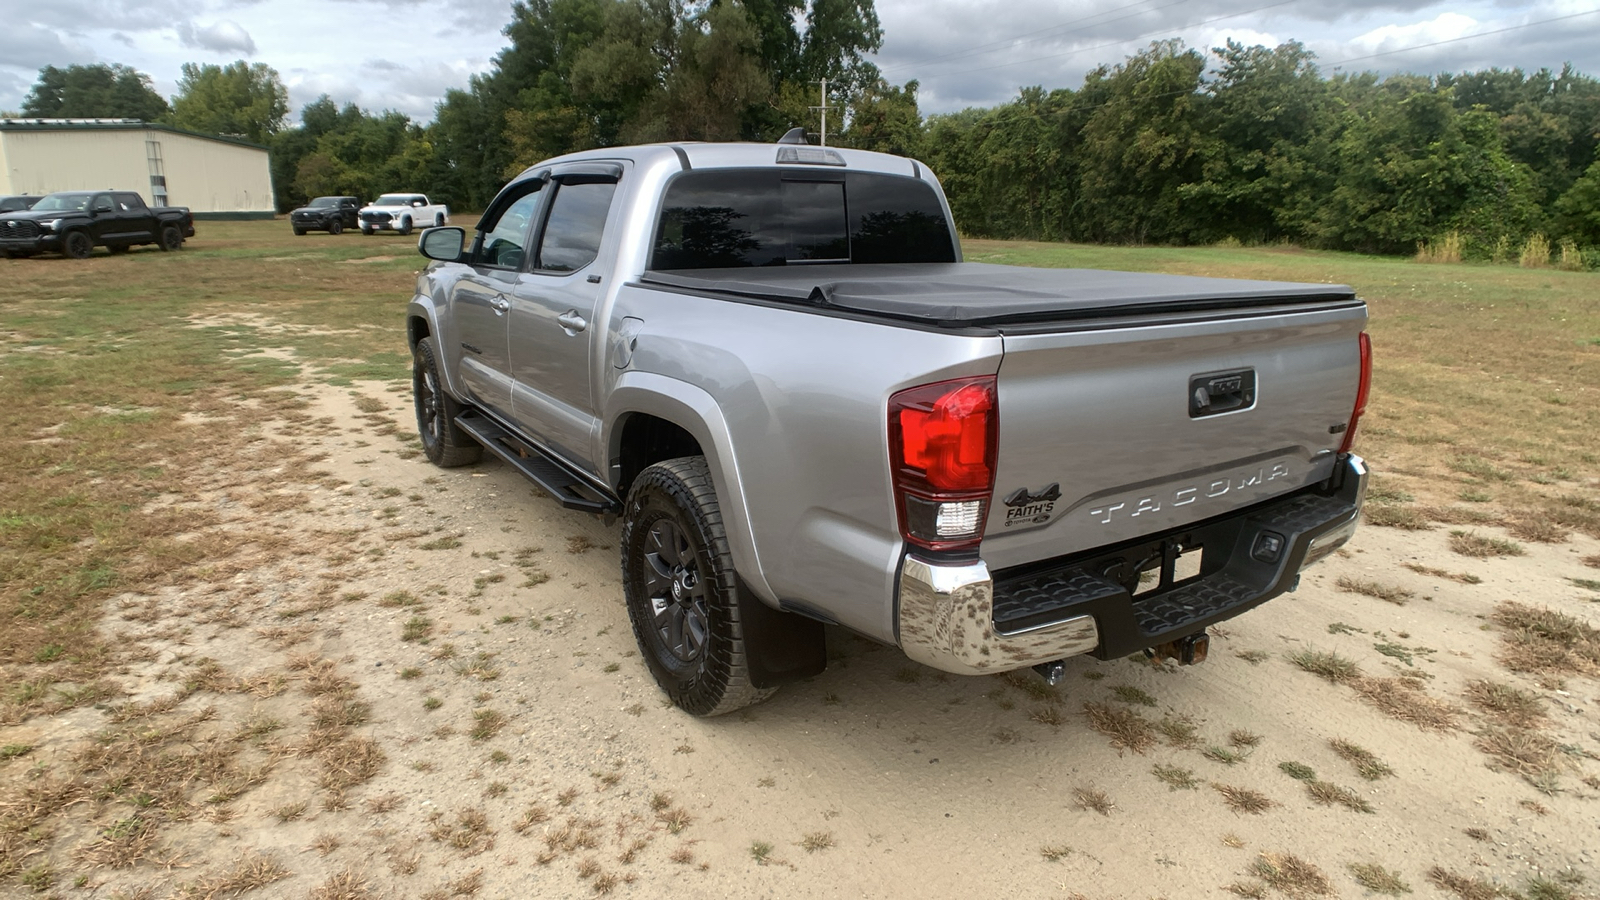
[642,262,1356,327]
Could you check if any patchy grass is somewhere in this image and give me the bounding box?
[1040,843,1074,862]
[1072,786,1115,815]
[1363,504,1431,530]
[1278,761,1316,781]
[1348,862,1411,895]
[1464,680,1546,728]
[1288,649,1361,684]
[798,831,834,853]
[1336,576,1415,605]
[1427,867,1502,900]
[1305,781,1374,813]
[1492,601,1600,676]
[1403,563,1482,584]
[1449,531,1525,558]
[1350,676,1460,731]
[1110,684,1158,707]
[1156,713,1201,749]
[1212,783,1277,814]
[1082,701,1157,754]
[1152,764,1201,790]
[1474,725,1565,785]
[1329,740,1395,780]
[1251,851,1332,897]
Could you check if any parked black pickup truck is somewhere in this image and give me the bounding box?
[290,196,362,235]
[0,190,194,259]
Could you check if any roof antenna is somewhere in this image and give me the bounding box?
[777,127,809,145]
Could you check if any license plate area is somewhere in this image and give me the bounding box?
[1131,539,1205,598]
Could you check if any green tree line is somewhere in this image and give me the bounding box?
[17,4,1600,257]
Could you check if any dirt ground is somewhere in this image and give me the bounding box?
[6,337,1600,899]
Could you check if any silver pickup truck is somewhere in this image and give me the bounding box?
[406,136,1371,716]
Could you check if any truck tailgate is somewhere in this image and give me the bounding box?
[983,299,1367,572]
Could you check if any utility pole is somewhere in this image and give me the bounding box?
[810,78,832,146]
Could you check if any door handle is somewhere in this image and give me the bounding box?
[491,297,511,314]
[557,310,588,333]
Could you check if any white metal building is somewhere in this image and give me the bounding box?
[0,118,274,219]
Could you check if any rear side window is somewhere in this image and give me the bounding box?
[651,169,955,269]
[537,181,617,272]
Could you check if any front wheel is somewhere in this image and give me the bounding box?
[622,457,775,717]
[361,226,374,236]
[62,231,93,259]
[293,227,306,236]
[158,225,182,252]
[397,217,413,236]
[412,337,481,468]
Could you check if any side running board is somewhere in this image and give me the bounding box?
[453,412,621,515]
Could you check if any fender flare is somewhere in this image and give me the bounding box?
[405,297,470,401]
[603,372,777,605]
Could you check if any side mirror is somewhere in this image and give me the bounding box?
[419,226,465,262]
[413,200,425,207]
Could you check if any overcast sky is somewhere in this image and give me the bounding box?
[3,0,1598,126]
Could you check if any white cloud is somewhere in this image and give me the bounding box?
[177,20,259,56]
[1347,11,1480,55]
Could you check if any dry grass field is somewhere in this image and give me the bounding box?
[0,225,1597,899]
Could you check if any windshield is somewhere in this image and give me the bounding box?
[374,195,415,206]
[32,194,91,212]
[309,197,341,208]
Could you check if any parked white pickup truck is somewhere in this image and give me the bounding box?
[359,193,448,236]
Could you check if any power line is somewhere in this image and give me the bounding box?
[880,0,1201,74]
[910,0,1303,80]
[1323,8,1600,69]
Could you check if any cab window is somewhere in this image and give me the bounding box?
[535,181,616,273]
[478,190,542,270]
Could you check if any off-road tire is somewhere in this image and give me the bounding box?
[328,219,343,235]
[158,225,182,252]
[621,456,776,717]
[397,216,413,236]
[412,337,482,467]
[63,230,93,259]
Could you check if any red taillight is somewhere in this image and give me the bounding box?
[1339,331,1372,455]
[889,376,998,551]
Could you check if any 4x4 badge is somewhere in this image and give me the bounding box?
[1002,483,1060,527]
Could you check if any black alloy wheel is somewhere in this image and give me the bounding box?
[62,230,93,259]
[328,219,343,235]
[640,518,710,664]
[158,225,182,251]
[621,456,774,716]
[411,337,481,467]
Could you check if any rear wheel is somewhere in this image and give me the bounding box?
[622,457,775,717]
[433,213,444,227]
[412,337,482,468]
[328,219,343,235]
[158,225,182,252]
[62,230,93,259]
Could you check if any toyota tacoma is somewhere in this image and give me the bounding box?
[404,135,1371,716]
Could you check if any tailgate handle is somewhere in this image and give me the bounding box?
[1189,369,1256,418]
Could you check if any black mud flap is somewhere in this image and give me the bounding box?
[737,580,826,689]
